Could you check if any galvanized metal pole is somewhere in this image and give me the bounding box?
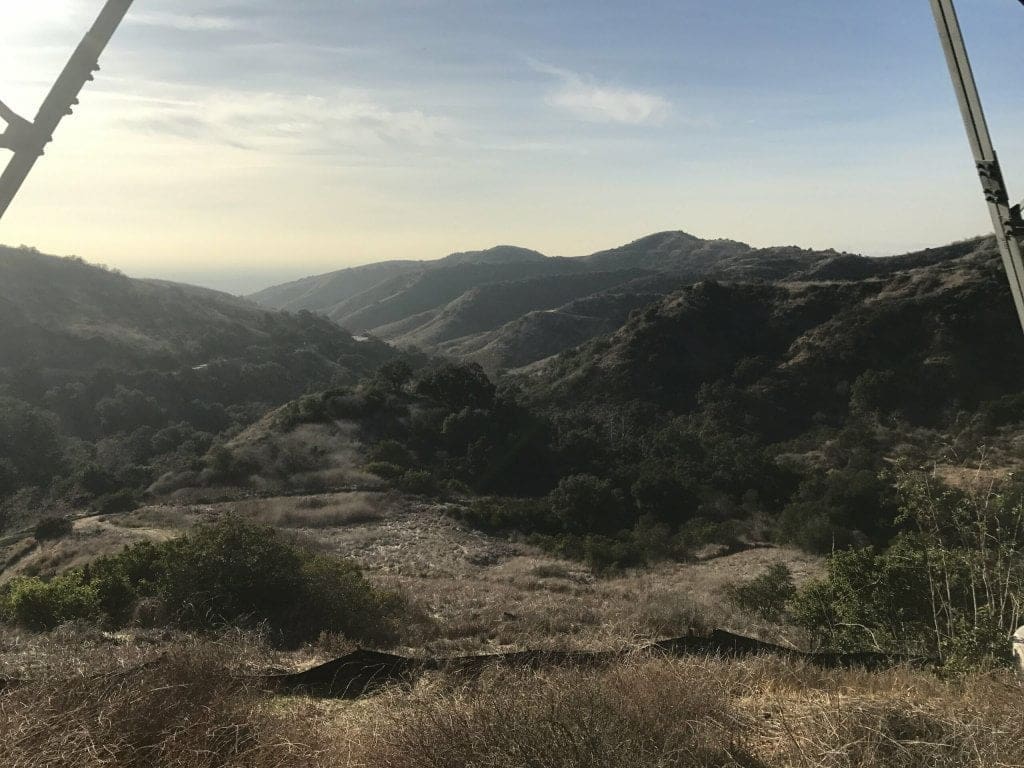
[929,0,1024,332]
[0,0,134,221]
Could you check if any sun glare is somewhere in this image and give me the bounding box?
[1,0,84,100]
[4,0,78,38]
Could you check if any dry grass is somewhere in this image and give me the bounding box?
[4,631,1022,768]
[247,493,388,529]
[345,656,1024,768]
[2,658,339,767]
[0,492,824,653]
[3,490,1021,766]
[0,517,175,583]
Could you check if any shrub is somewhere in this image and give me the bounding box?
[1,572,100,630]
[582,535,645,574]
[0,397,66,490]
[724,563,796,623]
[297,555,404,644]
[206,445,259,483]
[550,474,627,535]
[367,440,416,467]
[159,517,309,633]
[399,470,438,496]
[776,468,895,554]
[33,516,74,541]
[376,360,414,391]
[791,542,933,654]
[158,518,401,643]
[415,363,495,409]
[0,518,405,645]
[91,490,136,515]
[456,497,560,533]
[365,461,405,480]
[793,470,1024,666]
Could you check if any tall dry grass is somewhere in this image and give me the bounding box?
[2,635,1023,768]
[355,659,760,768]
[352,656,1024,768]
[0,635,338,768]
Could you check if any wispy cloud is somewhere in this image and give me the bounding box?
[530,61,671,126]
[128,12,244,32]
[120,87,456,157]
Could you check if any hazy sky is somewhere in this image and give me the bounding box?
[2,0,1024,292]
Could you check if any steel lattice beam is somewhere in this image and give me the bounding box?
[0,0,134,221]
[929,0,1024,332]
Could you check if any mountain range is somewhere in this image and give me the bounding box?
[249,232,852,371]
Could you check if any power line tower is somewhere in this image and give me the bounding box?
[929,0,1024,332]
[0,0,134,221]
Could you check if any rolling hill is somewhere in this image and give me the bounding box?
[527,236,1023,436]
[249,232,847,371]
[0,245,395,377]
[0,245,406,519]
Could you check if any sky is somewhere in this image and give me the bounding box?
[2,0,1024,293]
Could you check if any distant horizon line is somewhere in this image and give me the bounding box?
[1,229,993,297]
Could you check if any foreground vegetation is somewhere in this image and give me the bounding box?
[0,519,405,646]
[2,631,1022,768]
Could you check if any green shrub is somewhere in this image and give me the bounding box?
[399,470,438,496]
[550,475,627,535]
[367,440,416,468]
[33,516,74,541]
[790,540,941,655]
[157,517,402,642]
[158,517,307,633]
[1,573,100,630]
[724,563,796,623]
[793,471,1024,667]
[365,461,405,480]
[582,535,645,575]
[457,497,560,533]
[297,555,404,644]
[0,518,404,645]
[92,490,136,515]
[776,468,895,554]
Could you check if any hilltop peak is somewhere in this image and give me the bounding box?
[438,245,548,267]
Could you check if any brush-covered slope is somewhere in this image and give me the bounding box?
[247,261,422,314]
[0,246,393,375]
[381,270,649,350]
[439,292,666,373]
[0,246,411,522]
[248,246,547,317]
[327,259,589,332]
[529,237,1024,434]
[248,232,843,370]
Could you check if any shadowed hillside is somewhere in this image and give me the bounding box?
[0,246,393,374]
[249,232,850,371]
[0,246,405,530]
[248,246,548,317]
[529,236,1019,435]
